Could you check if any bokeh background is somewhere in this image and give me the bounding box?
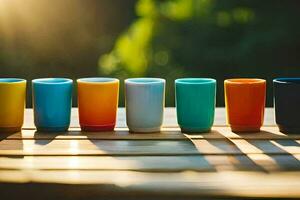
[1,0,300,107]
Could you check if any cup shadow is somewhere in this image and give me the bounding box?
[188,129,300,172]
[275,139,300,147]
[0,131,24,155]
[34,131,63,145]
[194,130,267,172]
[84,130,217,172]
[230,129,300,171]
[0,132,21,141]
[232,129,289,139]
[246,138,300,171]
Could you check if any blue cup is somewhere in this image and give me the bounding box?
[175,78,216,133]
[125,78,165,132]
[32,78,73,132]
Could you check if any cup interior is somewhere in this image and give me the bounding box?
[175,78,216,84]
[0,78,25,83]
[33,78,72,84]
[77,77,118,83]
[274,78,300,84]
[225,78,265,84]
[125,78,165,84]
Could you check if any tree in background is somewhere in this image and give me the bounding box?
[100,0,300,106]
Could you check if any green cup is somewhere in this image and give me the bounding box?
[175,78,216,133]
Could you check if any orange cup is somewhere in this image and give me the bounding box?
[77,78,119,131]
[224,78,266,132]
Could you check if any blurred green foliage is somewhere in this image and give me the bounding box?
[1,0,300,107]
[100,0,300,106]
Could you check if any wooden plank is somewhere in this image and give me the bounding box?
[2,128,186,140]
[22,108,276,129]
[1,107,298,200]
[0,156,213,172]
[191,139,300,155]
[188,126,300,140]
[0,155,299,172]
[0,139,200,155]
[3,126,300,140]
[0,138,300,156]
[1,170,300,199]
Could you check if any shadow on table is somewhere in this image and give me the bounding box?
[33,130,91,145]
[237,129,289,138]
[34,131,62,146]
[189,129,300,172]
[0,131,24,158]
[0,182,250,200]
[85,132,217,172]
[246,138,300,171]
[188,130,268,172]
[0,131,21,141]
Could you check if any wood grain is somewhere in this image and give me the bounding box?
[1,170,300,199]
[1,108,300,200]
[22,107,276,129]
[2,127,299,140]
[0,139,199,155]
[2,128,186,140]
[0,138,300,156]
[0,155,299,172]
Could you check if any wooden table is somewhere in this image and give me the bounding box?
[1,108,300,200]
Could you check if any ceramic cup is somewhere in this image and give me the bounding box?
[0,78,26,133]
[273,78,300,133]
[224,78,266,132]
[125,78,165,133]
[32,78,73,132]
[175,78,216,133]
[77,77,119,132]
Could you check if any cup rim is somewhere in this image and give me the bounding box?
[225,78,266,84]
[32,78,73,84]
[77,77,119,84]
[175,78,216,84]
[125,78,165,85]
[0,78,26,84]
[273,78,300,84]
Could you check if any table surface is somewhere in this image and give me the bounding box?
[1,108,300,200]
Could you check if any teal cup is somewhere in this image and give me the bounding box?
[175,78,216,133]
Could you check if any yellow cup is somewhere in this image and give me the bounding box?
[0,78,26,133]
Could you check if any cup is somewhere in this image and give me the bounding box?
[224,78,266,132]
[175,78,216,133]
[32,78,73,132]
[125,78,165,132]
[273,78,300,133]
[0,78,26,133]
[77,77,119,131]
